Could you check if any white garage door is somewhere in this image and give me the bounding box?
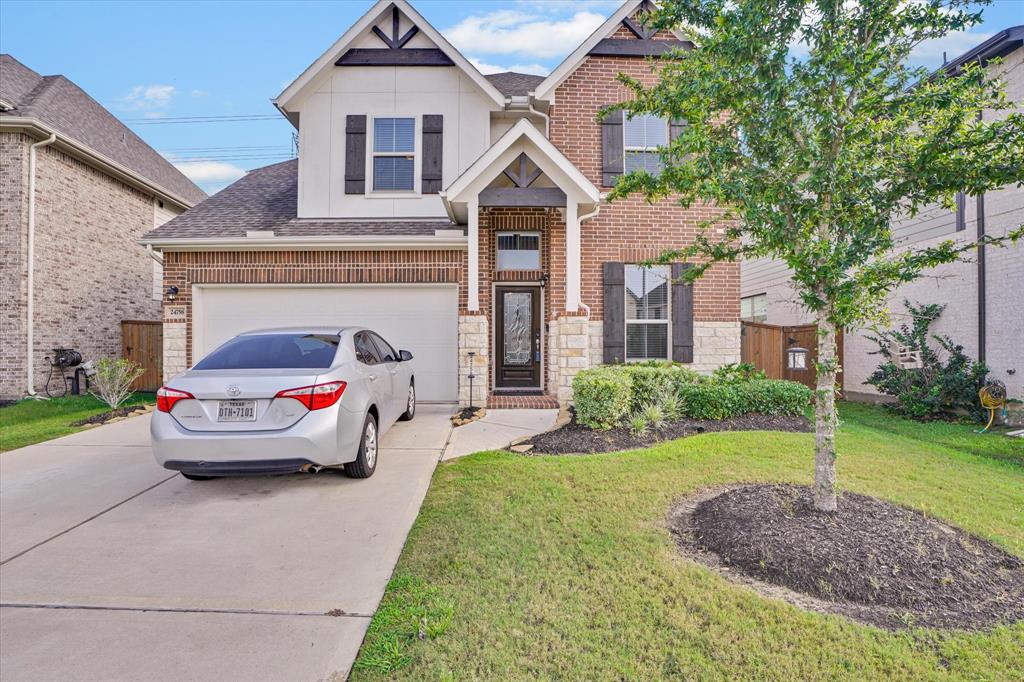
[193,285,458,402]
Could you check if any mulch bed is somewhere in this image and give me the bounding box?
[525,412,811,454]
[670,484,1024,631]
[70,404,147,427]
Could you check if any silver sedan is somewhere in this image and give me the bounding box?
[151,326,416,480]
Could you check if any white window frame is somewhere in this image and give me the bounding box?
[623,114,668,174]
[624,264,671,362]
[741,293,768,322]
[495,231,541,271]
[369,116,417,194]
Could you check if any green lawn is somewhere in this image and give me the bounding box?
[353,402,1024,680]
[0,393,155,452]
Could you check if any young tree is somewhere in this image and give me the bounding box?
[609,0,1023,511]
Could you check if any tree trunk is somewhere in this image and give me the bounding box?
[813,313,839,512]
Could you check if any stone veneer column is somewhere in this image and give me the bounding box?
[163,322,188,382]
[550,315,591,405]
[458,314,489,407]
[690,321,742,374]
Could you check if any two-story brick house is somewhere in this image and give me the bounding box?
[141,0,741,407]
[1,55,206,400]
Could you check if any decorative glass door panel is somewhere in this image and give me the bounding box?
[503,292,532,365]
[495,287,541,389]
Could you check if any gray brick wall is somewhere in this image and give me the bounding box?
[0,134,163,399]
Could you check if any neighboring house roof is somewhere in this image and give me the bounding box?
[484,72,546,97]
[274,0,506,118]
[141,159,463,245]
[0,54,206,207]
[941,24,1024,75]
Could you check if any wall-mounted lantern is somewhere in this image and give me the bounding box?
[538,273,549,288]
[166,285,179,301]
[787,346,809,370]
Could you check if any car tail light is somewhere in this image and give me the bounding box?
[275,381,347,410]
[156,386,195,413]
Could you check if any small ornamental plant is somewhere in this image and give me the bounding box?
[90,358,145,410]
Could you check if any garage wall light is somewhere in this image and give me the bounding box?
[166,286,179,301]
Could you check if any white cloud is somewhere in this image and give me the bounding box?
[444,10,606,59]
[911,30,992,64]
[118,84,176,110]
[468,57,549,76]
[173,161,246,184]
[516,0,620,11]
[190,89,209,97]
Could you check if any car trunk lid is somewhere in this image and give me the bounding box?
[167,369,322,432]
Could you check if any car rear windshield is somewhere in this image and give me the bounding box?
[194,334,340,370]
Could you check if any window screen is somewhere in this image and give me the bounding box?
[624,114,667,174]
[625,264,670,360]
[373,117,415,191]
[496,232,541,270]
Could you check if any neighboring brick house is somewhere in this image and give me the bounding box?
[141,0,740,407]
[0,55,206,400]
[740,26,1024,401]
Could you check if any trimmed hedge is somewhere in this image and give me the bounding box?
[572,362,812,429]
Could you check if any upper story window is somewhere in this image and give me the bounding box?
[624,114,667,174]
[372,117,415,191]
[625,264,670,360]
[496,232,541,270]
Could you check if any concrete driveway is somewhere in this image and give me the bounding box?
[0,405,454,681]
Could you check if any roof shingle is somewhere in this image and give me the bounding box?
[0,54,207,205]
[142,159,463,241]
[483,71,546,97]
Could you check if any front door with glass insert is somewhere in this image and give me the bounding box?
[495,286,541,389]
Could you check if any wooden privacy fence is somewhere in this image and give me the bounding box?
[122,320,163,392]
[740,321,844,391]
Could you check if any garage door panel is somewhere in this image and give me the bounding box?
[194,286,458,402]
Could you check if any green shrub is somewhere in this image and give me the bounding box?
[572,367,631,429]
[573,362,812,428]
[866,301,988,421]
[712,362,767,382]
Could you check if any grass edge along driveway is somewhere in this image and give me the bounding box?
[352,403,1024,680]
[0,393,155,453]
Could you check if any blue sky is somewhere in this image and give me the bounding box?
[2,0,1020,194]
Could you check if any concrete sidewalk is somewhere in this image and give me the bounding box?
[0,406,454,682]
[442,408,559,460]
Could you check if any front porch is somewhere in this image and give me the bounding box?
[444,120,601,407]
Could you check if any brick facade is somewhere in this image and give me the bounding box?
[549,50,741,325]
[0,134,163,399]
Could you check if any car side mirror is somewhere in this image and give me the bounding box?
[399,350,413,362]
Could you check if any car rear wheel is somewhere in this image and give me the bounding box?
[181,473,217,481]
[344,413,378,479]
[398,381,416,421]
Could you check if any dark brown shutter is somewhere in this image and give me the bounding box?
[601,108,624,187]
[421,114,443,194]
[603,262,626,363]
[345,115,366,194]
[670,118,686,142]
[671,263,694,363]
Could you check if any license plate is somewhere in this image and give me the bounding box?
[218,400,256,422]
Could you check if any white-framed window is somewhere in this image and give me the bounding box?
[625,264,670,360]
[624,113,668,174]
[496,232,541,270]
[741,293,768,322]
[372,117,415,191]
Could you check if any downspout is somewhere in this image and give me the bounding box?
[146,244,164,265]
[976,194,986,364]
[576,204,601,319]
[528,96,550,137]
[26,132,57,398]
[975,109,986,365]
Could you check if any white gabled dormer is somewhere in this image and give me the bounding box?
[274,0,508,219]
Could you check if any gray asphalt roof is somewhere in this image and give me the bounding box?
[142,159,464,241]
[483,72,546,97]
[0,54,207,206]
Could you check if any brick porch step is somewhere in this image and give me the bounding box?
[487,393,559,409]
